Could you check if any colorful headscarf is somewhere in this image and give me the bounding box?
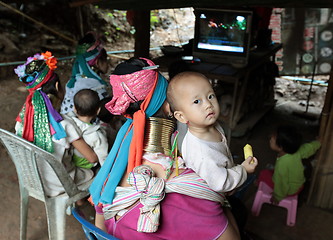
[15,51,66,153]
[67,32,106,89]
[105,58,157,115]
[89,59,168,205]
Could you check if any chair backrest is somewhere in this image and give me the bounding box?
[72,207,120,240]
[0,128,86,202]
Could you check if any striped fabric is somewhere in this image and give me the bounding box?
[165,169,228,204]
[102,167,228,233]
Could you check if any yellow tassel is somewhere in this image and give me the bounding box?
[175,144,179,176]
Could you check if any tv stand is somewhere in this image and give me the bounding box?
[231,62,247,68]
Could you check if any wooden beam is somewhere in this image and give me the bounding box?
[95,0,333,10]
[133,10,151,58]
[69,0,101,8]
[0,1,76,44]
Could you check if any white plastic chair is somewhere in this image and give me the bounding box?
[0,128,93,240]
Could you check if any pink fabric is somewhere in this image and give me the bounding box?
[105,58,157,115]
[100,192,228,240]
[87,48,103,66]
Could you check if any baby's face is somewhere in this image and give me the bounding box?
[176,76,220,128]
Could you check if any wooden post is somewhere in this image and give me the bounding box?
[133,10,151,58]
[307,61,333,209]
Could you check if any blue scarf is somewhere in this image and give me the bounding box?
[66,48,106,88]
[89,73,168,205]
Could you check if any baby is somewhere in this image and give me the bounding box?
[167,71,257,193]
[71,88,109,168]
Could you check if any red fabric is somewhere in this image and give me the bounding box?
[126,73,158,173]
[258,169,274,189]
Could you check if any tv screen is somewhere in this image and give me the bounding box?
[193,8,253,67]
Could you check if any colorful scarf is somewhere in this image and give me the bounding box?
[66,40,106,89]
[15,52,66,153]
[89,71,168,205]
[105,59,157,115]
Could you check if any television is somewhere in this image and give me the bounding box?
[192,8,253,68]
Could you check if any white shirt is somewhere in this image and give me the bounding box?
[71,116,109,166]
[181,123,247,193]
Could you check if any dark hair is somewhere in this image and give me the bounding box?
[74,89,100,117]
[97,96,114,123]
[41,73,62,97]
[78,32,96,45]
[99,48,107,61]
[275,125,302,154]
[113,57,149,115]
[113,57,149,75]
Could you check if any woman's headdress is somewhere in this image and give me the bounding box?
[14,51,57,82]
[67,32,107,89]
[15,51,66,153]
[89,58,168,205]
[105,58,158,115]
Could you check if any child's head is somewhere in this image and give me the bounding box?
[270,125,302,154]
[167,71,220,128]
[74,89,100,117]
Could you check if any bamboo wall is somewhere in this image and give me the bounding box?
[308,64,333,209]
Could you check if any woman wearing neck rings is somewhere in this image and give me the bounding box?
[89,57,240,240]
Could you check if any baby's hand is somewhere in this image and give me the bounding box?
[241,156,258,174]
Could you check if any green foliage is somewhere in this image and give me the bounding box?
[151,15,159,24]
[150,10,160,30]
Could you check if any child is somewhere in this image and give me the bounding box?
[14,52,97,197]
[71,88,109,168]
[258,125,321,204]
[167,71,258,193]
